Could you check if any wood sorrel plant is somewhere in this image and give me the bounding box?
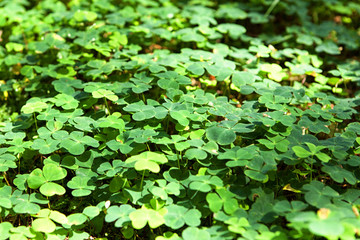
[0,0,360,239]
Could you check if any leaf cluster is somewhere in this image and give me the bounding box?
[0,0,360,239]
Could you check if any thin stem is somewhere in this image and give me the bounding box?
[18,154,21,174]
[47,197,51,209]
[33,113,38,130]
[166,117,170,133]
[140,170,145,190]
[104,97,111,115]
[191,189,199,200]
[3,173,10,186]
[177,151,181,169]
[142,93,146,103]
[264,0,280,17]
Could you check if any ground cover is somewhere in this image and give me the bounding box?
[0,0,360,239]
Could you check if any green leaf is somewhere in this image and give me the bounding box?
[27,169,46,189]
[49,210,68,224]
[206,126,236,145]
[0,152,17,172]
[32,218,56,233]
[83,206,100,219]
[21,101,48,114]
[129,206,167,229]
[124,102,156,121]
[0,222,12,240]
[232,71,255,87]
[98,112,125,131]
[315,41,341,55]
[125,151,168,173]
[6,42,24,52]
[105,205,135,228]
[43,164,67,182]
[12,193,42,215]
[53,94,79,110]
[92,89,118,102]
[0,190,11,207]
[40,182,66,196]
[302,181,339,207]
[20,65,35,78]
[52,78,83,95]
[187,63,205,76]
[74,10,97,21]
[315,152,331,163]
[164,205,201,230]
[170,110,190,126]
[189,175,223,192]
[217,23,246,39]
[292,146,312,158]
[244,170,268,182]
[32,138,61,155]
[60,131,99,155]
[321,165,356,184]
[225,217,250,234]
[182,227,210,240]
[206,193,222,212]
[67,213,88,226]
[185,148,207,160]
[206,188,238,214]
[309,219,344,237]
[67,176,95,197]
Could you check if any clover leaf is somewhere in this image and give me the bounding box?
[129,205,167,229]
[97,112,125,131]
[32,138,61,155]
[164,205,201,230]
[217,23,246,39]
[182,227,211,240]
[302,181,339,207]
[125,151,168,173]
[123,101,157,121]
[92,89,118,102]
[32,217,56,233]
[31,209,68,233]
[83,206,100,219]
[27,163,67,197]
[0,186,12,209]
[206,126,236,145]
[21,100,48,114]
[321,165,356,185]
[0,222,12,240]
[309,218,344,237]
[0,149,17,172]
[149,180,180,200]
[206,188,238,214]
[187,62,205,76]
[218,146,255,167]
[67,176,96,197]
[315,41,341,55]
[60,131,99,155]
[292,142,331,162]
[66,213,88,226]
[105,204,135,228]
[2,1,360,239]
[52,78,83,95]
[189,175,223,192]
[11,192,47,215]
[52,93,79,110]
